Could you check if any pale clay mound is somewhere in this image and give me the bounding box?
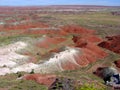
[0,41,36,75]
[0,41,28,67]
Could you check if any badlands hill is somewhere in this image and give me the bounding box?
[0,6,120,90]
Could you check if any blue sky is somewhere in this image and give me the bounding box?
[0,0,120,6]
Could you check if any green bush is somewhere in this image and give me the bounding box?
[79,84,96,90]
[76,83,105,90]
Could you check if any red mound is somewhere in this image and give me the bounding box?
[114,60,120,68]
[71,35,107,66]
[72,35,102,46]
[72,35,107,57]
[22,74,56,87]
[98,35,120,54]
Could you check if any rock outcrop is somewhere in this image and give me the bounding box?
[114,60,120,68]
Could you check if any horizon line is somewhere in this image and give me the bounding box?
[0,4,120,7]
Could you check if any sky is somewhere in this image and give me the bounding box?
[0,0,120,6]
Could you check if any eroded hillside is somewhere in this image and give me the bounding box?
[0,6,120,90]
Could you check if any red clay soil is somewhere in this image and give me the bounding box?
[3,23,48,30]
[49,48,61,53]
[60,25,95,35]
[72,35,107,58]
[22,74,56,87]
[72,46,107,67]
[98,35,120,54]
[85,43,107,58]
[61,62,79,70]
[75,53,90,66]
[24,29,60,35]
[83,35,102,43]
[23,52,37,63]
[0,22,49,31]
[72,35,102,46]
[114,60,120,68]
[36,36,66,48]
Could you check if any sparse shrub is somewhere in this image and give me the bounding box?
[79,84,96,90]
[9,80,48,90]
[3,65,7,67]
[30,69,34,74]
[16,72,22,78]
[18,74,22,78]
[76,83,105,90]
